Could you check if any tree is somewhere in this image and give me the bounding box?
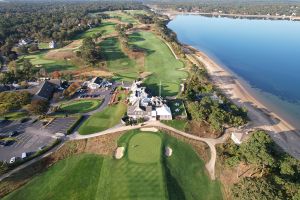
[77,37,99,64]
[26,99,49,115]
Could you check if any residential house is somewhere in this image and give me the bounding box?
[85,77,112,90]
[18,38,33,46]
[34,80,59,100]
[49,40,57,49]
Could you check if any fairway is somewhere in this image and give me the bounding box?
[128,133,162,163]
[78,103,127,135]
[19,51,78,72]
[100,37,139,81]
[130,31,187,96]
[3,130,223,200]
[60,99,101,114]
[74,22,116,39]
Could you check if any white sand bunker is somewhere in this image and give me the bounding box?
[115,147,125,159]
[140,127,158,132]
[165,146,173,157]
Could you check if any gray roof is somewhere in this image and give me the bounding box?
[35,81,55,100]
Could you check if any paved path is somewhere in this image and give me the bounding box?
[69,121,230,180]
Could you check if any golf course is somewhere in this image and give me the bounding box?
[3,130,222,200]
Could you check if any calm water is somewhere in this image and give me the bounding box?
[168,15,300,129]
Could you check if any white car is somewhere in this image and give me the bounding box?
[21,152,27,159]
[9,157,16,164]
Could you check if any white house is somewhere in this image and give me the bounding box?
[49,40,57,49]
[85,77,112,90]
[127,81,172,121]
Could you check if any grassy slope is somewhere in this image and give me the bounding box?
[105,11,138,24]
[60,99,101,114]
[74,22,116,39]
[3,154,104,200]
[130,31,187,96]
[163,134,223,200]
[100,37,139,81]
[19,51,78,72]
[161,120,188,132]
[3,131,222,200]
[78,103,126,135]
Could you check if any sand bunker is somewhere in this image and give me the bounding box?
[140,127,158,132]
[115,147,125,159]
[165,146,173,157]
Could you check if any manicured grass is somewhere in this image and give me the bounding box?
[3,154,104,200]
[100,37,139,81]
[161,120,189,132]
[163,134,223,200]
[130,31,187,96]
[78,103,127,135]
[38,42,49,49]
[18,51,78,72]
[74,22,116,39]
[0,111,28,120]
[3,130,222,200]
[60,99,101,114]
[105,11,138,24]
[128,133,162,163]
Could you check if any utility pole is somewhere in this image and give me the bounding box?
[159,81,162,97]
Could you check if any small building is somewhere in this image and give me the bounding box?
[34,80,58,100]
[156,105,172,120]
[49,40,57,49]
[18,38,33,46]
[231,132,245,145]
[85,77,112,90]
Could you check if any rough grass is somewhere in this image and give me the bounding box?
[60,99,101,114]
[100,37,139,81]
[130,31,187,97]
[161,120,189,132]
[78,103,127,135]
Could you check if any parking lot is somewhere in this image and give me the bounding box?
[0,117,78,162]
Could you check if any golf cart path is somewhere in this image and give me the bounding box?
[69,121,230,180]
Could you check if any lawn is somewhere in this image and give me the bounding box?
[3,130,223,200]
[130,31,187,97]
[59,99,101,114]
[78,103,127,135]
[100,37,139,81]
[74,22,116,39]
[18,50,78,72]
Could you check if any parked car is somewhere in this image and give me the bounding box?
[9,131,19,137]
[21,152,27,159]
[9,157,16,164]
[38,145,46,151]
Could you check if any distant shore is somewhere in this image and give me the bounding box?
[162,10,300,21]
[184,45,297,134]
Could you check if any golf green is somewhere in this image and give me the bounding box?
[128,133,162,163]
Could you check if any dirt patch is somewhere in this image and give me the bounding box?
[139,71,152,79]
[44,50,76,60]
[72,67,113,79]
[63,40,82,49]
[186,121,222,139]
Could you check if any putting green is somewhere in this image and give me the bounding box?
[128,133,162,163]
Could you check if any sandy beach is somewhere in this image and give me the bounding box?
[184,45,300,158]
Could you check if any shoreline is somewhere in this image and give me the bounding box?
[161,9,300,21]
[184,45,298,134]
